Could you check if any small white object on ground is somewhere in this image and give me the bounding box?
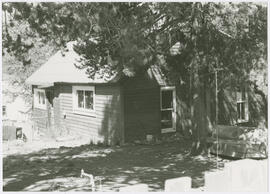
[204,170,230,192]
[119,184,149,192]
[225,159,268,192]
[164,176,191,192]
[80,169,95,191]
[146,135,153,142]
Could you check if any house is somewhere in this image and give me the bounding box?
[26,42,185,144]
[217,71,267,128]
[2,81,31,125]
[26,42,267,145]
[2,81,32,140]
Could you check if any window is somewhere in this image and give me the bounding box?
[237,87,248,123]
[160,86,176,133]
[34,88,46,109]
[72,86,95,115]
[2,106,6,117]
[46,90,54,107]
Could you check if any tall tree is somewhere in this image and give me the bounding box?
[2,14,57,101]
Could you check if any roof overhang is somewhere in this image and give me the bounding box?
[25,41,121,86]
[37,83,54,88]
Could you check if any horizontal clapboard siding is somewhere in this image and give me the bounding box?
[32,107,48,134]
[58,83,123,145]
[32,86,47,133]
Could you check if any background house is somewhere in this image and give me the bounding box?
[2,81,31,124]
[217,68,267,127]
[2,80,32,140]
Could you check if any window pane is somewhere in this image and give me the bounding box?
[236,91,242,102]
[237,102,246,120]
[46,90,54,107]
[77,90,84,108]
[38,92,41,104]
[237,88,246,102]
[41,92,45,105]
[2,106,6,116]
[241,90,246,101]
[161,110,172,128]
[161,90,173,109]
[241,103,245,120]
[237,103,241,120]
[85,91,93,109]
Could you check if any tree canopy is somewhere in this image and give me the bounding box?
[3,2,267,82]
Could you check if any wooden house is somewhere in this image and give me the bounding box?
[26,42,186,144]
[26,42,267,145]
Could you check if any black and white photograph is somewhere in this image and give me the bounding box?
[1,1,268,192]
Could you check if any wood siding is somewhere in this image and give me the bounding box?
[32,85,59,137]
[32,86,49,135]
[31,75,266,144]
[57,83,123,145]
[218,87,238,125]
[53,85,61,135]
[32,107,48,134]
[122,73,161,142]
[32,84,123,144]
[219,86,267,127]
[175,84,192,135]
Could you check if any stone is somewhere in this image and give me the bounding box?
[146,135,153,142]
[119,184,148,192]
[260,160,268,191]
[164,177,191,192]
[204,170,230,192]
[225,159,268,192]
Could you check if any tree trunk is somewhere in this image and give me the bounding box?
[190,68,213,155]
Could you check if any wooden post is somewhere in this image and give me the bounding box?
[215,70,218,126]
[119,86,125,145]
[215,70,219,169]
[214,68,223,169]
[215,69,218,169]
[81,169,95,191]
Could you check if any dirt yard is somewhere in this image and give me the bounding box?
[3,139,230,191]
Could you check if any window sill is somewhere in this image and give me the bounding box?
[34,105,46,110]
[161,128,176,133]
[73,108,96,117]
[237,119,249,124]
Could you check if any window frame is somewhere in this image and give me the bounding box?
[236,88,249,123]
[160,86,176,133]
[72,85,95,116]
[34,88,46,110]
[2,105,7,117]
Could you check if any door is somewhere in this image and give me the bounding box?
[160,86,176,133]
[45,89,54,129]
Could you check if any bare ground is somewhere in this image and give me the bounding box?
[3,139,230,191]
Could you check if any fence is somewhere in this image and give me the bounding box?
[29,115,70,140]
[118,159,268,192]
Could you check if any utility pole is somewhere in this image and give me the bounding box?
[215,70,218,125]
[214,68,223,169]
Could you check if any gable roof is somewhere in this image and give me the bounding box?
[26,42,172,87]
[26,42,120,86]
[150,65,173,86]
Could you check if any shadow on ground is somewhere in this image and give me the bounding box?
[3,141,226,191]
